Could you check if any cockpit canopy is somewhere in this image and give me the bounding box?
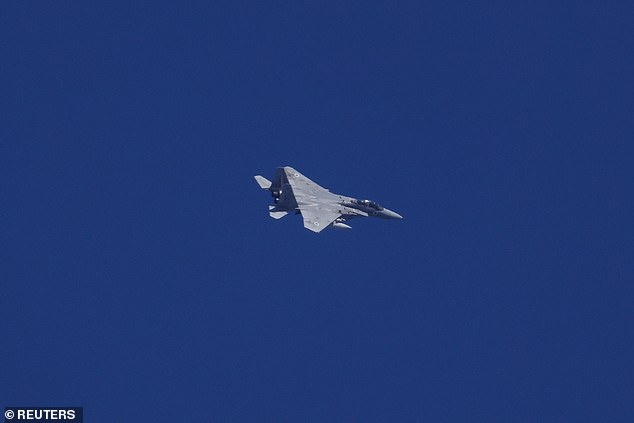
[355,199,383,211]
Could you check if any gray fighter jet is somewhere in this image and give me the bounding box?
[254,166,402,233]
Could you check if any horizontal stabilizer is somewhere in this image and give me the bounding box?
[269,205,288,219]
[254,175,271,189]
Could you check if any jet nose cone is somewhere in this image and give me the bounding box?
[383,209,403,219]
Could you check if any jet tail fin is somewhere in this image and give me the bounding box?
[254,175,272,190]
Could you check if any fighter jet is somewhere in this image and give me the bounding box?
[254,166,402,233]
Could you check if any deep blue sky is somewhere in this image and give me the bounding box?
[1,1,633,421]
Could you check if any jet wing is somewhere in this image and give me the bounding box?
[299,206,341,233]
[283,167,335,199]
[282,167,342,233]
